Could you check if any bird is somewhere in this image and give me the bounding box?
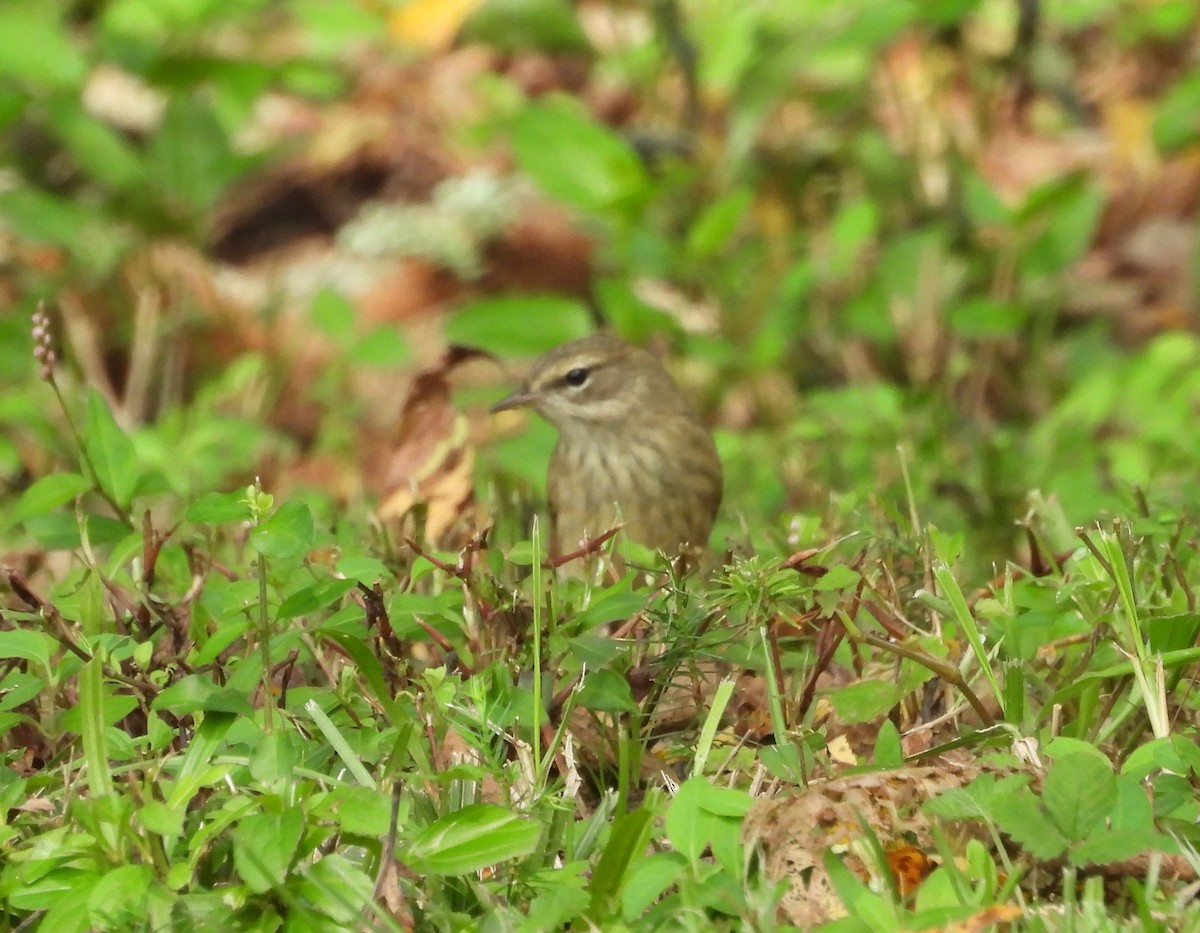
[490,333,722,564]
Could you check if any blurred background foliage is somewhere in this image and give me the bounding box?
[2,0,1199,577]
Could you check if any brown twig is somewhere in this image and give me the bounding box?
[547,525,624,568]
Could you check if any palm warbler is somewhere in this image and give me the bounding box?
[491,334,722,561]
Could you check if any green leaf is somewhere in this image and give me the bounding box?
[10,472,91,525]
[8,869,96,914]
[621,851,686,921]
[663,777,748,873]
[827,197,879,278]
[0,189,129,275]
[1042,753,1116,843]
[294,853,374,924]
[277,577,355,619]
[687,188,752,258]
[947,297,1029,339]
[84,390,138,510]
[873,719,904,767]
[233,807,305,892]
[590,807,655,917]
[446,295,593,356]
[1153,71,1200,151]
[407,803,541,875]
[310,288,357,343]
[186,489,252,524]
[664,778,707,865]
[0,7,87,89]
[576,668,637,713]
[990,788,1068,859]
[461,0,591,54]
[0,630,57,669]
[138,799,185,838]
[318,630,409,730]
[165,712,237,807]
[249,500,315,559]
[1071,828,1174,866]
[145,96,239,220]
[329,785,393,837]
[510,99,648,215]
[335,555,389,583]
[249,729,296,787]
[152,675,254,717]
[572,588,648,631]
[87,864,154,929]
[44,96,145,189]
[523,863,590,932]
[1019,175,1103,276]
[352,323,411,368]
[828,680,903,724]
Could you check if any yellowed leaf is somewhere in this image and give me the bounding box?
[390,0,487,51]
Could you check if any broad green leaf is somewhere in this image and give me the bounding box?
[828,679,903,724]
[351,323,411,367]
[692,781,753,819]
[510,99,648,214]
[948,297,1029,339]
[335,555,389,583]
[446,295,592,356]
[145,96,240,219]
[328,786,392,837]
[0,630,56,669]
[9,869,96,915]
[874,719,904,767]
[0,670,45,712]
[10,472,91,525]
[84,390,138,510]
[407,804,541,875]
[1071,828,1175,867]
[277,578,355,619]
[686,188,752,258]
[990,789,1068,859]
[1154,72,1200,151]
[827,197,879,278]
[576,668,637,713]
[233,807,305,892]
[663,779,750,880]
[0,7,87,89]
[0,190,130,275]
[590,807,655,916]
[44,96,144,189]
[248,728,296,787]
[294,853,374,924]
[572,588,648,631]
[523,863,590,933]
[166,711,237,810]
[249,500,314,559]
[87,864,154,929]
[138,800,185,838]
[186,490,252,524]
[152,675,254,717]
[1042,754,1116,842]
[621,851,686,921]
[310,288,357,342]
[460,0,591,54]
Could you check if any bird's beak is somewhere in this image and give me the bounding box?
[490,388,535,414]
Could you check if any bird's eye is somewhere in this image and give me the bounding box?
[563,367,590,387]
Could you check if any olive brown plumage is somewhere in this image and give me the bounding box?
[491,334,722,561]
